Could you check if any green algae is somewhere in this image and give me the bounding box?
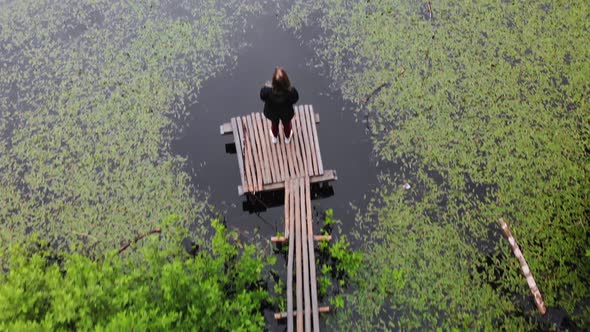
[280,0,590,329]
[0,0,260,252]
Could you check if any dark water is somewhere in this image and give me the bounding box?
[173,13,378,239]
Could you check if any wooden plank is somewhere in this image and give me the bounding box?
[274,306,331,320]
[271,235,331,243]
[284,173,290,238]
[260,113,274,184]
[294,179,303,332]
[237,117,254,193]
[286,180,295,332]
[237,170,337,194]
[291,109,306,176]
[309,105,324,175]
[220,122,232,135]
[305,105,319,176]
[243,116,258,193]
[267,119,283,182]
[230,118,247,192]
[250,113,265,184]
[261,114,279,183]
[282,123,296,178]
[221,113,318,136]
[297,107,310,176]
[275,122,288,180]
[250,113,266,190]
[300,177,312,332]
[306,178,321,330]
[253,113,271,184]
[299,106,314,176]
[245,114,263,192]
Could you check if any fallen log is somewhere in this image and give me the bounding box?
[118,227,162,254]
[498,218,546,315]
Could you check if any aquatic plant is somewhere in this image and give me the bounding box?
[280,0,590,330]
[0,0,260,252]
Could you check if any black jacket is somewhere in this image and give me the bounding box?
[260,86,299,123]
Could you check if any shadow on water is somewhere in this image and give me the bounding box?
[172,12,377,239]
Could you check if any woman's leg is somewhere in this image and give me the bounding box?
[283,119,292,138]
[271,120,279,138]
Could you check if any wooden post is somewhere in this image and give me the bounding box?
[498,218,547,315]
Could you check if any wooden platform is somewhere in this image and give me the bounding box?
[222,104,336,331]
[285,176,320,332]
[221,105,336,195]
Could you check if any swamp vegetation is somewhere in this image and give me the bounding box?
[1,0,271,329]
[280,0,590,330]
[1,0,589,330]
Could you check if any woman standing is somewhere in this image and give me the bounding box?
[260,67,299,144]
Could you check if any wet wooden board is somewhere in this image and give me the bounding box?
[245,114,264,191]
[309,105,323,175]
[286,179,295,332]
[300,177,312,332]
[230,117,247,191]
[220,112,320,135]
[294,178,303,332]
[304,106,319,175]
[237,170,337,196]
[237,116,254,193]
[306,178,320,330]
[222,106,326,194]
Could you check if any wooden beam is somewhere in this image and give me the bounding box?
[292,107,307,176]
[296,107,311,176]
[294,179,303,332]
[274,307,331,320]
[283,122,297,177]
[307,106,319,176]
[237,170,337,195]
[271,235,331,243]
[262,114,279,183]
[253,113,271,184]
[309,105,324,175]
[245,114,263,192]
[230,118,247,193]
[287,180,295,332]
[237,116,254,194]
[302,106,317,175]
[498,218,547,315]
[306,178,321,330]
[300,177,312,332]
[278,123,292,178]
[220,111,319,135]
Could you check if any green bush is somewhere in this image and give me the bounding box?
[0,220,268,331]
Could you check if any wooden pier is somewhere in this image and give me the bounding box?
[220,105,337,195]
[221,105,336,331]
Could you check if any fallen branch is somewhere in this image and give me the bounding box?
[118,227,162,254]
[498,218,547,315]
[361,82,390,104]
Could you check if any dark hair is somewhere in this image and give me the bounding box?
[272,67,291,93]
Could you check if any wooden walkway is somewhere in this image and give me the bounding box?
[222,104,336,332]
[220,105,336,195]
